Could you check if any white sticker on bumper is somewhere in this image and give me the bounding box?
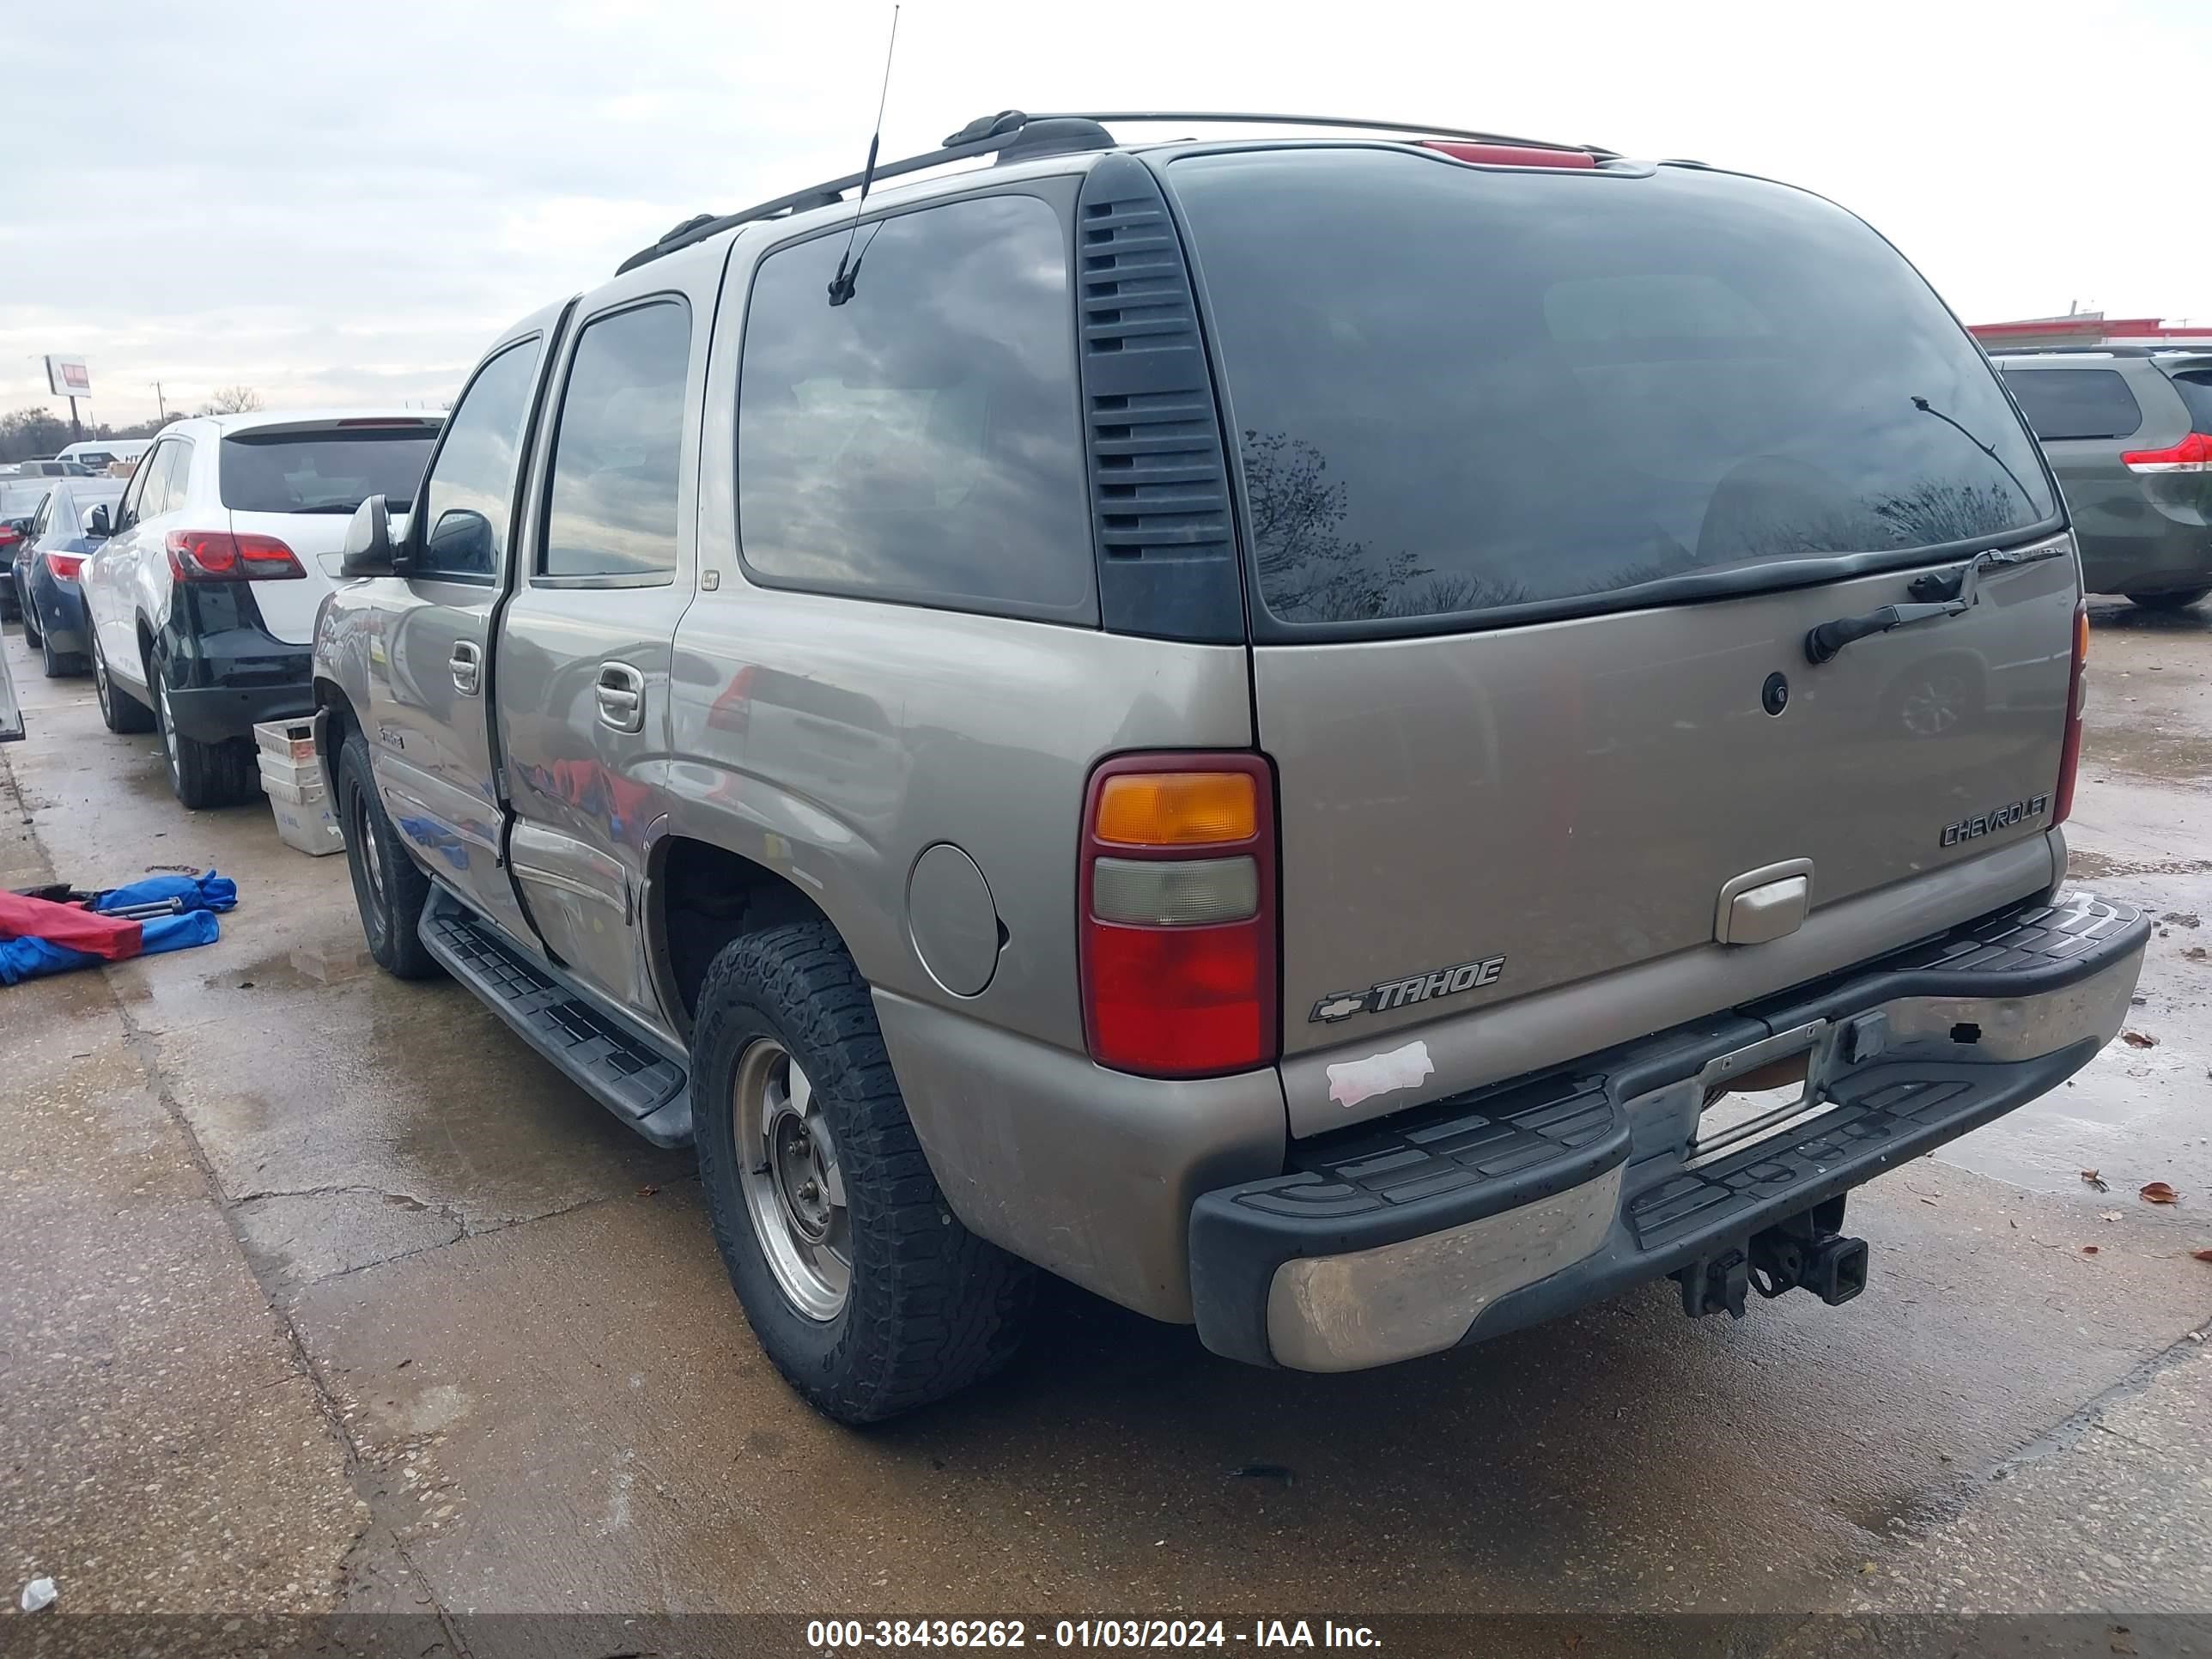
[1326,1039,1435,1110]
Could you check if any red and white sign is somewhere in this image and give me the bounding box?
[44,356,91,398]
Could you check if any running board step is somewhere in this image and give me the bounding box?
[418,891,693,1147]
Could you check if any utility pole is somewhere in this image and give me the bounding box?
[151,382,166,422]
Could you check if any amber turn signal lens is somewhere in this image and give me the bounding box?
[1094,771,1257,846]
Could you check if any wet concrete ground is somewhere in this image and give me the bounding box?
[1,602,2207,1647]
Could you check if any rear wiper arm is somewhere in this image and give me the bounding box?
[1803,542,2067,665]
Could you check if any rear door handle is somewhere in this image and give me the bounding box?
[595,660,646,732]
[449,641,482,696]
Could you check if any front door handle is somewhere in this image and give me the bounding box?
[595,661,646,733]
[450,641,482,696]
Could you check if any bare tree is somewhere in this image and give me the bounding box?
[198,386,265,416]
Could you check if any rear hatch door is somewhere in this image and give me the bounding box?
[1166,149,2078,1127]
[220,418,441,644]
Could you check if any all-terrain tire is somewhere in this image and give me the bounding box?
[93,629,155,733]
[694,920,1036,1423]
[337,726,441,980]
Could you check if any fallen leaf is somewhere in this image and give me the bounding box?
[2081,1170,2109,1192]
[2102,1211,2123,1223]
[2081,1244,2100,1255]
[636,1185,659,1198]
[2192,1249,2212,1264]
[2121,1031,2157,1048]
[2140,1182,2180,1206]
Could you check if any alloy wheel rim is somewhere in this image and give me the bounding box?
[734,1039,850,1322]
[158,684,179,772]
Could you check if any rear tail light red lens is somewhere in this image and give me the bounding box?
[2121,431,2212,474]
[166,528,306,582]
[1079,753,1277,1078]
[0,526,19,549]
[44,550,85,580]
[2053,602,2089,828]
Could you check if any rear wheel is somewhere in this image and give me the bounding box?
[2127,587,2209,612]
[39,628,85,678]
[337,726,440,980]
[93,631,155,733]
[151,652,256,809]
[694,920,1035,1423]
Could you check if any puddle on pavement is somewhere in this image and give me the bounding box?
[203,940,376,993]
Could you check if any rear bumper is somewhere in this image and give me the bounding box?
[156,591,313,743]
[1189,890,2149,1371]
[2078,520,2212,596]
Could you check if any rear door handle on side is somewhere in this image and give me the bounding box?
[595,661,646,732]
[450,641,482,696]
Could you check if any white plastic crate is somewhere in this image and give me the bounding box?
[257,750,323,794]
[259,764,343,856]
[252,717,319,765]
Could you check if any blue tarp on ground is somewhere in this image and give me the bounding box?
[0,870,235,986]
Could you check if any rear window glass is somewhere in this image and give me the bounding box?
[2167,370,2212,434]
[220,428,438,516]
[1170,151,2057,630]
[1999,368,2144,442]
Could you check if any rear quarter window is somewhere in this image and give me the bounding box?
[1170,150,2058,633]
[735,191,1095,623]
[2166,370,2212,434]
[1999,368,2145,442]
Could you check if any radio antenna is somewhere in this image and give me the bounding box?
[826,3,901,307]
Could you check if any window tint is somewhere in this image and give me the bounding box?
[540,301,690,580]
[737,193,1092,618]
[2167,370,2212,435]
[415,343,541,579]
[143,441,191,518]
[221,428,437,517]
[2000,368,2143,442]
[1170,152,2058,631]
[116,453,153,526]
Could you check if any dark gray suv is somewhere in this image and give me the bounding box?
[313,111,2148,1422]
[1996,348,2212,608]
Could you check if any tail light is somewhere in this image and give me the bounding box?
[44,550,85,580]
[0,525,19,550]
[1079,754,1277,1078]
[166,528,306,582]
[2053,601,2089,828]
[2121,432,2212,474]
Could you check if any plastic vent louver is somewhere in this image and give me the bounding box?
[1073,154,1243,644]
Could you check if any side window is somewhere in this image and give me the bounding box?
[2168,371,2212,435]
[30,494,52,538]
[2002,368,2143,442]
[736,193,1092,619]
[143,440,191,518]
[416,338,543,580]
[538,301,690,581]
[118,446,158,526]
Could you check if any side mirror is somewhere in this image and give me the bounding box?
[86,503,112,538]
[340,495,399,578]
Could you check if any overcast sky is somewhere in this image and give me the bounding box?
[5,0,2207,427]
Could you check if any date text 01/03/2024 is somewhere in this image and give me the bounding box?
[803,1618,1382,1648]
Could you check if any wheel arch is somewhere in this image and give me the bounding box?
[645,830,844,1040]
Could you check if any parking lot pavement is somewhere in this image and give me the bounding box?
[0,604,2206,1636]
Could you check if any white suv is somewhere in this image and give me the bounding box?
[81,410,441,806]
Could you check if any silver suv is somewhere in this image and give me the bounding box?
[313,112,2148,1422]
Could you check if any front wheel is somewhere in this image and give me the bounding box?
[336,726,440,980]
[2127,587,2209,612]
[93,631,155,733]
[694,921,1035,1423]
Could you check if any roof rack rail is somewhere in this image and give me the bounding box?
[1032,110,1612,157]
[615,108,1607,275]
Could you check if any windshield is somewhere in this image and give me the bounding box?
[1170,150,2057,633]
[220,428,438,515]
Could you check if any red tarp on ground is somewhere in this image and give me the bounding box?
[0,891,143,960]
